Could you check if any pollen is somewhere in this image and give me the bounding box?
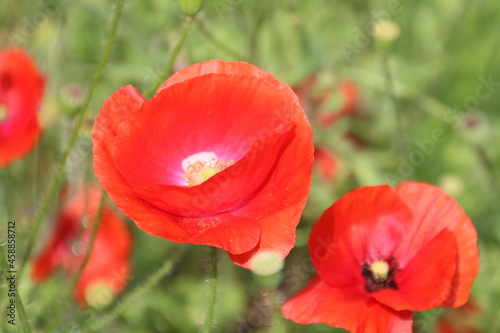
[370,260,390,281]
[0,104,7,122]
[185,156,233,186]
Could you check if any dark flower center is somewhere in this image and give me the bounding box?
[361,257,398,292]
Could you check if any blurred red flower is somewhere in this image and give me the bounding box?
[292,73,358,126]
[282,182,479,333]
[313,145,341,182]
[435,300,481,333]
[317,79,358,126]
[0,48,45,167]
[92,60,313,269]
[31,186,133,308]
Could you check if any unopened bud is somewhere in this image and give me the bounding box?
[177,0,203,16]
[85,282,116,309]
[251,252,284,277]
[371,20,400,42]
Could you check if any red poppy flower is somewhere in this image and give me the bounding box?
[292,73,357,127]
[92,60,314,269]
[282,182,479,333]
[313,145,341,182]
[292,73,318,110]
[317,79,358,126]
[31,185,133,308]
[0,48,45,167]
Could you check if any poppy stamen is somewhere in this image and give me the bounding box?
[361,258,398,292]
[0,104,7,122]
[370,260,390,280]
[183,152,233,186]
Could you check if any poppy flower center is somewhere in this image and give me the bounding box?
[85,282,116,309]
[0,104,7,122]
[182,152,233,186]
[361,258,398,292]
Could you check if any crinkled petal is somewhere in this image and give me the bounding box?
[395,181,479,307]
[373,228,457,311]
[227,95,313,267]
[158,59,300,105]
[113,74,293,187]
[282,276,413,333]
[131,128,295,217]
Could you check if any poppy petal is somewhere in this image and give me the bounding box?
[372,228,458,311]
[0,118,41,166]
[93,85,194,240]
[227,99,313,267]
[282,276,413,333]
[31,244,58,282]
[158,59,299,105]
[113,74,293,188]
[0,48,45,166]
[395,181,479,307]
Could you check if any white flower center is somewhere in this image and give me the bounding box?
[182,152,233,186]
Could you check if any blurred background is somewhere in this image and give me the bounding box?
[1,0,499,332]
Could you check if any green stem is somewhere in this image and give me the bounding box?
[46,191,106,333]
[0,242,32,332]
[17,0,125,280]
[196,20,248,61]
[477,147,500,190]
[144,16,195,98]
[202,247,218,333]
[86,244,187,332]
[382,52,408,157]
[271,291,286,333]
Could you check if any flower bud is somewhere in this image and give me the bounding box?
[251,252,284,277]
[85,282,116,309]
[371,20,400,42]
[177,0,203,16]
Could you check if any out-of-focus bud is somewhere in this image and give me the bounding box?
[371,20,401,42]
[438,174,464,197]
[85,282,116,309]
[251,252,284,277]
[177,0,203,16]
[251,252,284,289]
